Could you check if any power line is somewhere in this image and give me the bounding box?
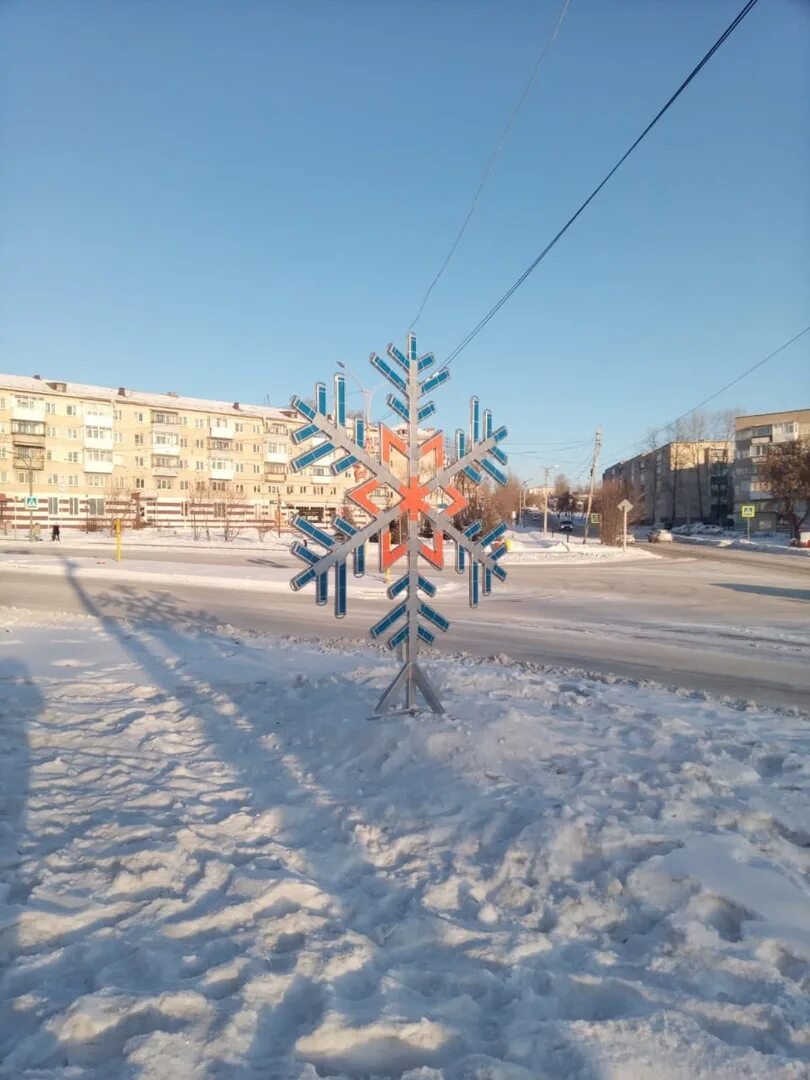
[410,0,573,329]
[606,324,810,463]
[441,0,762,370]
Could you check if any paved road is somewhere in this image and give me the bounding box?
[3,542,808,709]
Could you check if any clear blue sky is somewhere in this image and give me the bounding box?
[2,0,808,485]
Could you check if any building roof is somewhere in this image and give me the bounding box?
[0,371,294,421]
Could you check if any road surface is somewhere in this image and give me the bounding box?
[2,541,808,709]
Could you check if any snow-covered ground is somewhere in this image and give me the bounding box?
[505,529,657,565]
[2,610,808,1078]
[0,527,295,555]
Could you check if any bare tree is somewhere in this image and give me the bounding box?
[644,427,660,523]
[761,440,810,541]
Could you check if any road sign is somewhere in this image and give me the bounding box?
[617,499,633,513]
[740,504,756,519]
[289,333,508,715]
[590,513,601,524]
[25,496,38,509]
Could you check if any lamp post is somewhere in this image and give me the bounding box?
[336,361,381,430]
[541,464,556,537]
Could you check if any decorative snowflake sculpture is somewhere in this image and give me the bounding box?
[289,333,508,714]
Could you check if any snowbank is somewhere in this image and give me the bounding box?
[1,610,808,1078]
[505,529,657,565]
[674,534,810,558]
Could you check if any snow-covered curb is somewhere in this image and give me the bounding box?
[674,535,810,558]
[1,610,808,1078]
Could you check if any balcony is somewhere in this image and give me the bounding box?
[12,447,45,471]
[11,405,46,423]
[152,466,178,478]
[265,448,288,464]
[83,411,113,428]
[84,458,114,474]
[151,411,180,428]
[210,422,235,440]
[210,465,234,480]
[151,439,180,455]
[84,431,114,450]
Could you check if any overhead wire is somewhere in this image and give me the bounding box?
[440,0,763,370]
[604,323,810,463]
[410,0,573,329]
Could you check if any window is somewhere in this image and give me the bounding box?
[195,461,205,471]
[17,472,28,483]
[286,485,294,494]
[268,485,280,494]
[85,425,109,440]
[69,497,79,515]
[12,419,45,435]
[211,482,226,493]
[235,422,243,432]
[46,451,52,461]
[153,432,178,448]
[14,395,42,409]
[236,483,244,493]
[135,478,145,489]
[87,498,105,517]
[299,485,307,494]
[195,439,205,449]
[253,485,261,493]
[152,455,176,468]
[213,501,225,517]
[135,434,144,445]
[84,404,112,419]
[253,425,260,434]
[179,459,188,469]
[266,462,285,475]
[157,478,173,490]
[67,451,79,463]
[269,424,286,435]
[235,463,244,473]
[253,464,261,474]
[253,444,261,453]
[313,466,329,476]
[235,443,242,452]
[135,456,145,467]
[213,417,230,430]
[86,449,112,463]
[180,437,187,447]
[113,409,123,420]
[0,472,6,483]
[46,426,57,437]
[135,411,145,422]
[68,475,79,487]
[180,480,189,491]
[330,487,337,496]
[209,438,229,451]
[113,476,125,489]
[48,497,59,515]
[47,474,58,485]
[66,405,77,416]
[114,431,123,443]
[45,402,56,414]
[67,428,79,440]
[210,459,231,471]
[0,397,5,409]
[195,417,206,428]
[87,474,106,487]
[151,411,178,425]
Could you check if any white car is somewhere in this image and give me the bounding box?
[618,533,636,546]
[648,527,673,543]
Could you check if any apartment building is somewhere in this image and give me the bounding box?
[603,440,733,526]
[733,409,810,530]
[0,373,354,532]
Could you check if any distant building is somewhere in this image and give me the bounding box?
[733,409,810,530]
[603,440,732,526]
[0,373,355,532]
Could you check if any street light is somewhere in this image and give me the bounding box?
[541,464,557,537]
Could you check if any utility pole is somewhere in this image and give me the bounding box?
[582,426,602,545]
[28,468,34,542]
[542,465,554,537]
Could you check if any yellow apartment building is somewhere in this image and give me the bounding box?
[0,373,354,532]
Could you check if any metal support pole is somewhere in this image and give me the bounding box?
[28,469,33,542]
[622,507,627,553]
[543,466,551,537]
